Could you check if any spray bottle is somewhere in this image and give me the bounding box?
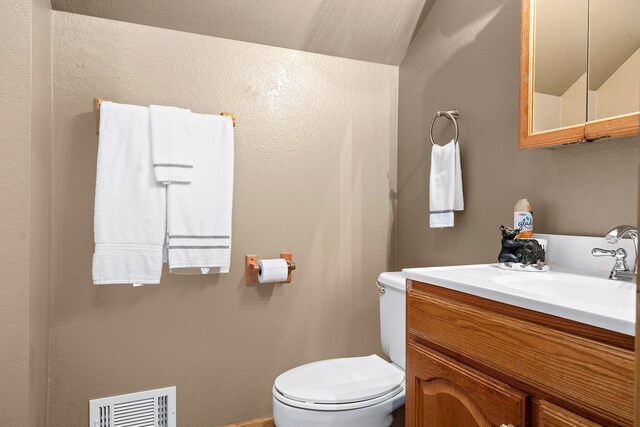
[514,199,533,239]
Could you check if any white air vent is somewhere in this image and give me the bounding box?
[89,386,176,427]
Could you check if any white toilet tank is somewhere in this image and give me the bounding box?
[378,272,406,370]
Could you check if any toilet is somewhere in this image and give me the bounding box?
[272,272,406,427]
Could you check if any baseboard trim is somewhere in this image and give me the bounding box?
[223,417,275,427]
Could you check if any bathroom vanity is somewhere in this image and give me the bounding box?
[403,265,635,427]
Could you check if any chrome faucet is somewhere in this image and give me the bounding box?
[592,225,637,282]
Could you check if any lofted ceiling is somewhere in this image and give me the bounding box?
[51,0,436,66]
[588,0,640,90]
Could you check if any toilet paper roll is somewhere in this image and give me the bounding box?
[258,258,289,283]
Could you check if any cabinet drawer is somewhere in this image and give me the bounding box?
[534,399,602,427]
[407,286,634,426]
[406,341,527,427]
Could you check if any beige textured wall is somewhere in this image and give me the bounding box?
[560,73,587,127]
[0,1,32,424]
[29,0,53,425]
[534,76,598,131]
[49,11,397,426]
[0,0,52,425]
[532,92,561,132]
[397,0,638,269]
[596,47,640,119]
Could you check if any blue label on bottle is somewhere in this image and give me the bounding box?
[514,212,533,232]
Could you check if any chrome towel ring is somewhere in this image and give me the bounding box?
[429,109,460,146]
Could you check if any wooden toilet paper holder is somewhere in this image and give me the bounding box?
[245,253,296,286]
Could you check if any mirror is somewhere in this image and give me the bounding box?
[532,0,588,133]
[587,0,640,121]
[519,0,640,149]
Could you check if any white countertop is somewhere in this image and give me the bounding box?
[403,264,636,336]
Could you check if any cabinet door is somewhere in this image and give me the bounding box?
[534,400,602,427]
[406,342,527,427]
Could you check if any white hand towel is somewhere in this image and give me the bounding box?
[93,101,166,284]
[429,140,464,228]
[167,113,234,273]
[150,105,194,184]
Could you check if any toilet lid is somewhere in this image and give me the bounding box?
[274,355,404,405]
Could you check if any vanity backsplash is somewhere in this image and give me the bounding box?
[537,233,636,279]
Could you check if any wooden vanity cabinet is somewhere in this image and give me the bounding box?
[406,280,635,427]
[534,399,602,427]
[407,341,526,427]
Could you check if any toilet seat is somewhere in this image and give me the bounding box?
[273,355,405,411]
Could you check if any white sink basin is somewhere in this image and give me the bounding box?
[402,264,636,335]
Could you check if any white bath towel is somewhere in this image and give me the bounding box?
[150,104,194,184]
[93,101,166,285]
[429,140,463,228]
[167,113,234,273]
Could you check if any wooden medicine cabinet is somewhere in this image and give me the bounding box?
[519,0,640,149]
